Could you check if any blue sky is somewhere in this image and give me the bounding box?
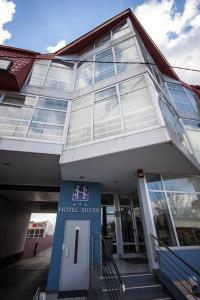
[5,0,144,52]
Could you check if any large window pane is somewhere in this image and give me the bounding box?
[167,83,197,113]
[67,106,92,146]
[94,96,122,140]
[146,174,163,190]
[95,32,111,48]
[0,105,33,137]
[119,76,146,94]
[163,175,200,193]
[149,191,176,246]
[76,63,93,89]
[27,123,64,141]
[121,87,158,133]
[163,175,197,193]
[95,49,115,81]
[112,20,131,40]
[28,61,48,87]
[44,62,73,90]
[115,46,138,73]
[37,98,68,111]
[167,193,200,246]
[32,109,66,125]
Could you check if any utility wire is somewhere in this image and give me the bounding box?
[1,55,200,73]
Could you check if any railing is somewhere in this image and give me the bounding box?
[102,236,125,300]
[32,287,41,300]
[151,234,200,300]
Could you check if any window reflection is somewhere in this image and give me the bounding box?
[167,193,200,246]
[149,191,176,246]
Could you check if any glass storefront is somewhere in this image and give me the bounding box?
[146,174,200,247]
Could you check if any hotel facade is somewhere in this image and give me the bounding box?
[0,8,200,299]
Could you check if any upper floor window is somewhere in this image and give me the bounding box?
[67,74,159,147]
[76,38,139,90]
[0,93,68,142]
[27,60,73,91]
[167,83,200,114]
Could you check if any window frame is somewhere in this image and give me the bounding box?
[26,60,74,91]
[146,173,200,248]
[166,82,200,114]
[0,91,69,144]
[67,73,161,148]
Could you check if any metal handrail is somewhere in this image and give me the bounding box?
[151,234,200,299]
[32,286,40,300]
[151,234,200,277]
[102,236,125,300]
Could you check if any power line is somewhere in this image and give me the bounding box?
[1,55,200,73]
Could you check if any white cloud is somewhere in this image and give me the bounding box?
[0,0,16,44]
[133,0,200,84]
[46,39,67,53]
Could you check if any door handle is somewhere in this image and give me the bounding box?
[66,247,69,257]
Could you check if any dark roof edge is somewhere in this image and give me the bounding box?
[0,44,40,55]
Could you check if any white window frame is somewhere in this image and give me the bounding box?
[0,91,69,144]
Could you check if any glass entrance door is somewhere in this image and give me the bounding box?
[101,193,146,257]
[120,195,145,255]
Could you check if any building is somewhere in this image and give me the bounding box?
[27,221,55,238]
[22,221,54,259]
[0,8,200,298]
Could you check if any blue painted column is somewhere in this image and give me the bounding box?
[47,180,101,292]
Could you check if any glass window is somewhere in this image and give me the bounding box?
[28,61,48,87]
[167,83,197,113]
[146,174,163,190]
[26,123,64,141]
[67,106,92,146]
[96,32,111,48]
[119,76,146,94]
[120,87,158,133]
[28,61,73,90]
[37,98,68,111]
[95,86,116,101]
[115,46,138,73]
[3,94,36,106]
[95,48,115,81]
[187,90,200,113]
[163,175,197,193]
[94,95,122,140]
[76,60,93,90]
[149,191,176,246]
[44,62,73,90]
[112,20,131,40]
[0,105,33,137]
[31,109,66,125]
[72,95,93,111]
[167,193,200,246]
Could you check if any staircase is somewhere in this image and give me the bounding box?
[101,272,173,300]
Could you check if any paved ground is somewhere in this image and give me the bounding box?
[0,247,51,300]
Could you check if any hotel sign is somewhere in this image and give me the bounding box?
[58,206,100,213]
[72,185,89,201]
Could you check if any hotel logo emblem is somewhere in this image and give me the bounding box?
[72,185,89,201]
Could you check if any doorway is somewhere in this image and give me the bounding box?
[101,193,146,259]
[59,220,90,292]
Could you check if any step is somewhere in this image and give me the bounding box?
[100,273,156,288]
[102,283,173,300]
